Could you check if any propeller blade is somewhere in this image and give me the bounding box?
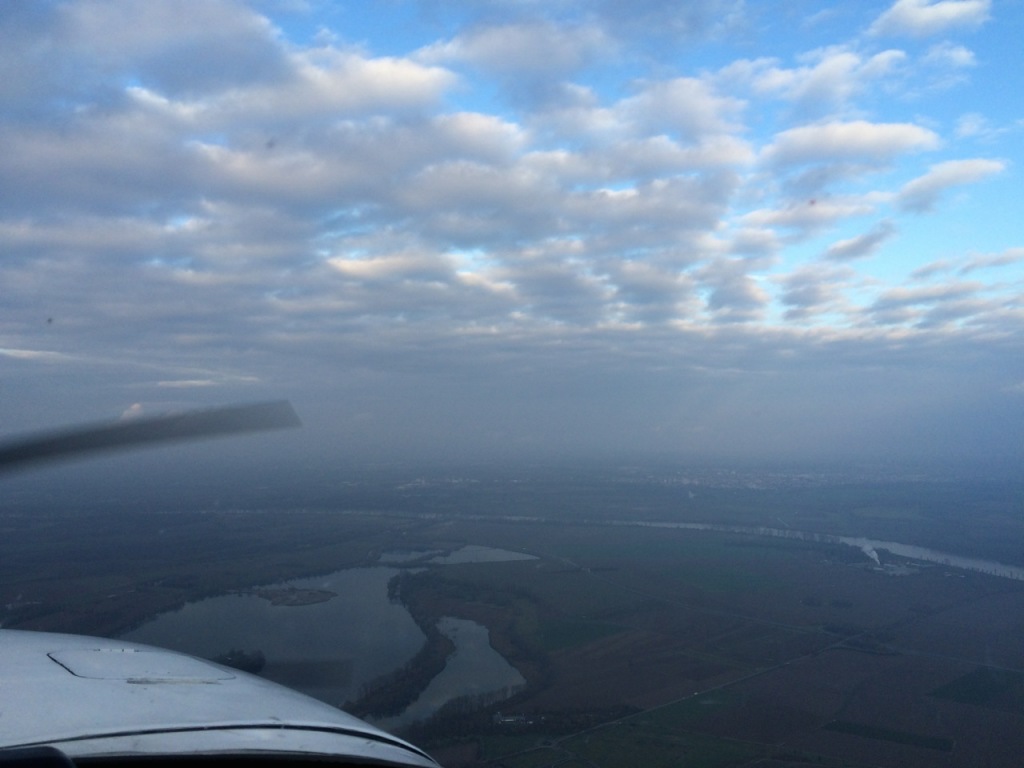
[0,400,301,474]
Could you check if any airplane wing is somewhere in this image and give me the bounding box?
[0,629,439,766]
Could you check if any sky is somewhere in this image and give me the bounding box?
[1,0,1022,472]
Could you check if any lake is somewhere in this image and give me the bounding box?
[121,547,530,724]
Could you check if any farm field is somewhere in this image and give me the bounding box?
[394,519,1024,767]
[4,472,1024,767]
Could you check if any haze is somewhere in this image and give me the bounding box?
[2,1,1022,479]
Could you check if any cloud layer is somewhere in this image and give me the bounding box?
[1,0,1021,467]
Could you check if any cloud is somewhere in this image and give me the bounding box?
[923,41,976,68]
[421,19,609,79]
[761,120,940,167]
[872,281,980,310]
[328,252,457,283]
[418,19,610,106]
[120,403,145,419]
[591,0,747,44]
[867,280,985,326]
[823,220,897,261]
[954,112,1007,141]
[697,257,772,323]
[604,261,697,323]
[869,0,991,38]
[910,249,1024,282]
[150,48,458,126]
[529,81,752,172]
[897,158,1005,212]
[493,249,613,324]
[394,160,562,247]
[911,259,954,280]
[61,0,291,96]
[727,227,781,257]
[960,247,1024,274]
[915,41,979,89]
[743,197,876,234]
[598,135,755,176]
[619,77,745,143]
[777,264,857,321]
[738,48,907,119]
[0,348,77,362]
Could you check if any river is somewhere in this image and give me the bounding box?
[623,521,1024,581]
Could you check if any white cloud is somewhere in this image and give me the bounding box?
[960,247,1024,274]
[697,257,773,322]
[0,348,77,362]
[605,135,755,174]
[495,256,612,324]
[777,263,857,321]
[605,261,697,323]
[156,380,219,388]
[590,0,747,43]
[120,403,145,419]
[727,227,782,257]
[910,259,955,280]
[868,280,983,326]
[435,112,527,159]
[529,78,752,175]
[954,112,1007,141]
[897,158,1005,212]
[559,176,736,257]
[419,20,610,79]
[955,112,986,138]
[923,41,976,68]
[823,220,897,261]
[743,48,907,118]
[762,120,940,166]
[744,197,876,233]
[204,49,457,123]
[869,0,991,38]
[396,160,560,246]
[61,0,290,95]
[619,77,745,142]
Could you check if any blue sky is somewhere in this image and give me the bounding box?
[1,0,1022,469]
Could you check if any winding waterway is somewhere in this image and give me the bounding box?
[374,617,525,731]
